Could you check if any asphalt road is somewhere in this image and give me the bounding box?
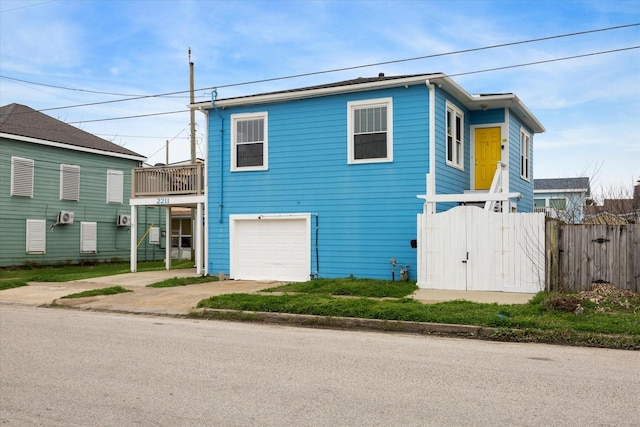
[1,305,639,426]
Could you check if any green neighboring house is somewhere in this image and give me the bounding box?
[0,103,166,267]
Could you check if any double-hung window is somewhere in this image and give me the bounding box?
[520,128,531,180]
[11,156,34,197]
[446,102,464,169]
[231,112,268,171]
[60,164,80,201]
[347,98,393,164]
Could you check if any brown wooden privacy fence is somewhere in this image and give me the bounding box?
[546,221,640,292]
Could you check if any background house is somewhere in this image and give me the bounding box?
[534,177,591,223]
[0,103,167,267]
[583,179,640,224]
[194,73,544,282]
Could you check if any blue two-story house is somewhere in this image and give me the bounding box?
[192,73,544,282]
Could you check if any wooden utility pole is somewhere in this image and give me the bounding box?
[189,48,196,164]
[189,49,196,262]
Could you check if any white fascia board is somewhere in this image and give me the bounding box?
[468,93,545,133]
[417,192,522,203]
[192,74,447,110]
[534,188,588,194]
[2,133,147,162]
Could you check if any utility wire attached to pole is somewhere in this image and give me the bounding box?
[189,48,196,164]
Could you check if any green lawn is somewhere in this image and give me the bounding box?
[61,286,133,299]
[0,260,194,291]
[147,275,218,288]
[197,279,640,350]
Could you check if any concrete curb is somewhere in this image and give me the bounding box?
[195,308,498,337]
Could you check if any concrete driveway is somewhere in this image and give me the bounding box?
[0,269,534,316]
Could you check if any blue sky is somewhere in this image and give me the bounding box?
[1,0,638,198]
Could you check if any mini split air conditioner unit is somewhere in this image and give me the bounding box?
[117,214,131,227]
[57,211,74,224]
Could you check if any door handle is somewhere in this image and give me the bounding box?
[462,252,469,263]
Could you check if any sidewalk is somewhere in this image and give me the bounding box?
[0,269,534,316]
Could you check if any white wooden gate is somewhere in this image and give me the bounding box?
[417,206,545,293]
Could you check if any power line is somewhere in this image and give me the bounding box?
[3,23,638,114]
[0,0,55,14]
[66,109,188,124]
[55,45,640,124]
[0,75,150,97]
[213,23,640,91]
[449,46,640,78]
[0,74,197,98]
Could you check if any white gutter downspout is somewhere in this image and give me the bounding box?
[425,79,437,214]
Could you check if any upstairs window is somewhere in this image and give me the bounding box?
[107,170,124,204]
[348,98,393,164]
[446,102,464,169]
[11,156,34,197]
[231,112,268,171]
[60,164,80,201]
[520,128,531,180]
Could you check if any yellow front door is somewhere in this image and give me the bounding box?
[474,127,502,190]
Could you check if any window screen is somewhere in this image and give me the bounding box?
[353,106,388,159]
[235,118,264,168]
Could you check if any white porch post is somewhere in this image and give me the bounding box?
[165,207,171,270]
[196,202,203,275]
[130,205,137,272]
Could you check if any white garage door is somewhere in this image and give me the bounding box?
[230,214,311,282]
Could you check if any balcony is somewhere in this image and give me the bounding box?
[132,163,204,198]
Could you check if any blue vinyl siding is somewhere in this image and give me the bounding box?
[508,110,534,212]
[470,108,505,125]
[208,85,431,280]
[433,88,470,212]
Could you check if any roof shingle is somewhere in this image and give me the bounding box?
[0,103,144,159]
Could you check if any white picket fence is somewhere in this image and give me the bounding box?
[417,206,546,293]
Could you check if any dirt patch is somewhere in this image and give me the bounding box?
[545,283,639,314]
[579,283,639,313]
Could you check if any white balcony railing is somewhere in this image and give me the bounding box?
[132,164,204,197]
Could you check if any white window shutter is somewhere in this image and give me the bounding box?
[149,226,160,244]
[107,170,124,203]
[60,164,80,201]
[80,222,97,253]
[11,157,34,197]
[26,219,46,254]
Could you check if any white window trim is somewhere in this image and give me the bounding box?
[60,164,80,201]
[230,111,269,172]
[520,128,531,181]
[26,219,46,254]
[347,97,393,164]
[445,101,464,170]
[80,222,98,253]
[11,156,34,197]
[106,169,124,204]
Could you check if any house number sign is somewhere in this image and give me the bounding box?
[156,197,170,205]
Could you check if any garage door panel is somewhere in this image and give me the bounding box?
[231,215,311,282]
